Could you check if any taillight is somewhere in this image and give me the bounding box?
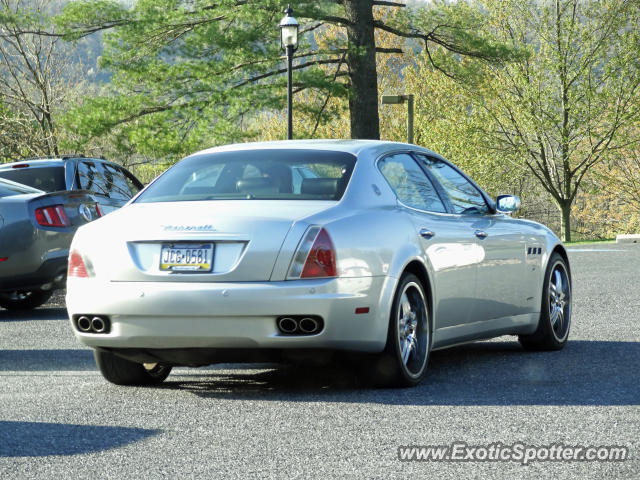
[68,251,89,278]
[288,227,337,279]
[35,205,70,227]
[95,204,104,217]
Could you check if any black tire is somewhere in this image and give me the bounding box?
[0,290,53,310]
[94,350,172,386]
[519,253,572,351]
[372,273,431,387]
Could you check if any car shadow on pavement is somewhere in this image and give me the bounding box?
[0,421,160,457]
[163,340,639,406]
[0,307,67,322]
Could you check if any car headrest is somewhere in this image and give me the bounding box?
[236,177,278,195]
[263,164,293,193]
[301,178,339,197]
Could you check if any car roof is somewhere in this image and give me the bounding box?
[0,159,66,169]
[0,157,109,169]
[189,139,443,159]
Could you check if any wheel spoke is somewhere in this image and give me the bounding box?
[408,315,417,333]
[554,270,563,297]
[550,305,559,327]
[401,293,412,319]
[401,337,411,364]
[555,308,564,332]
[402,334,416,364]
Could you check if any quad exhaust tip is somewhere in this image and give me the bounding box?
[91,316,106,333]
[77,316,92,332]
[276,315,324,335]
[278,317,298,334]
[299,317,319,334]
[75,314,110,334]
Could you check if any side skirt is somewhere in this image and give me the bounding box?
[431,313,539,350]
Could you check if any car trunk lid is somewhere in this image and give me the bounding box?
[89,200,335,282]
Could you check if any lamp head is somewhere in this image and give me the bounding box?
[280,5,299,50]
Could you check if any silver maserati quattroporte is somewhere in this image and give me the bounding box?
[66,140,571,387]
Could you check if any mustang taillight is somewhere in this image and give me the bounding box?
[68,251,89,278]
[289,227,337,279]
[35,205,70,227]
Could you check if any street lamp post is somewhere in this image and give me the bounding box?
[381,94,415,144]
[280,5,299,140]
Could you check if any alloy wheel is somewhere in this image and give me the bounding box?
[548,262,571,341]
[396,281,429,377]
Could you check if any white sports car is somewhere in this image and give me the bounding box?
[66,140,571,387]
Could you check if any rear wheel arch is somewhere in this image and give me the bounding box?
[544,244,572,295]
[379,258,434,344]
[550,244,571,278]
[401,260,434,325]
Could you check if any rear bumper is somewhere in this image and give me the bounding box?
[0,253,68,292]
[66,276,396,353]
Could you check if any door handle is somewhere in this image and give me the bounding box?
[474,230,488,239]
[420,228,435,239]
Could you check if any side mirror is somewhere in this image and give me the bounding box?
[496,194,521,214]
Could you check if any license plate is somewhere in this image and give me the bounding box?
[160,243,214,272]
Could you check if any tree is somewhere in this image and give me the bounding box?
[0,0,89,158]
[46,0,512,158]
[457,0,640,241]
[0,97,31,160]
[572,141,640,239]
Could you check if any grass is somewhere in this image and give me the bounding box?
[564,238,616,246]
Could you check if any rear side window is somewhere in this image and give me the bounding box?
[135,150,356,203]
[416,155,489,215]
[379,153,446,213]
[78,161,110,197]
[0,166,66,192]
[102,163,138,200]
[119,166,143,196]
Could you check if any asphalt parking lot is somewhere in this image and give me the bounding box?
[0,244,638,479]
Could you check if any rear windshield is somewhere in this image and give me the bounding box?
[0,166,66,192]
[135,149,356,203]
[0,179,42,198]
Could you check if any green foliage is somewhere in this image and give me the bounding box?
[404,0,640,241]
[0,0,94,158]
[56,0,345,158]
[54,1,129,39]
[51,0,518,159]
[408,0,525,67]
[0,2,47,30]
[401,56,529,197]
